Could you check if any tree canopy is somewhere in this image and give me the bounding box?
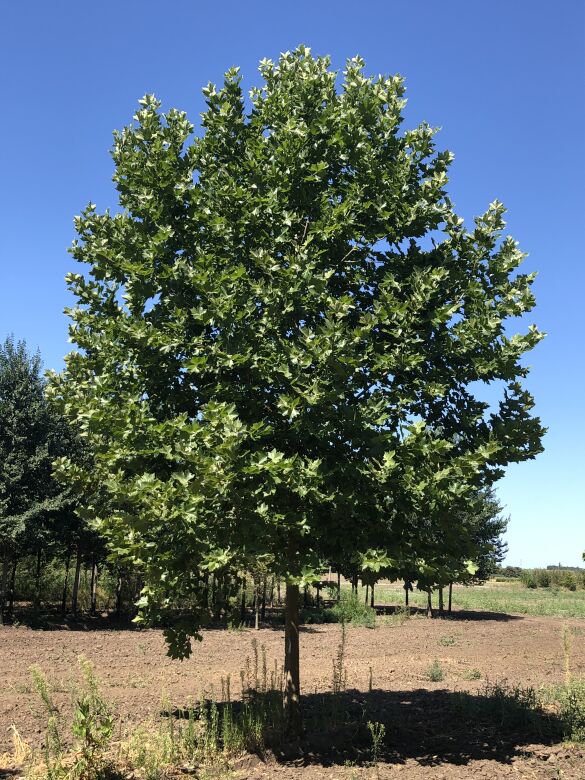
[50,47,544,725]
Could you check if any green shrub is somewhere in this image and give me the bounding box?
[324,593,376,627]
[426,660,444,682]
[520,570,538,589]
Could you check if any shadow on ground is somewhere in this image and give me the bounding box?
[3,602,523,633]
[169,686,565,770]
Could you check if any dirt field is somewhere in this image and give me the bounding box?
[1,611,584,779]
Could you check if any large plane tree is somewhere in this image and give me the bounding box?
[50,47,544,732]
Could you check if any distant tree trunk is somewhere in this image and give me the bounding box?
[254,583,260,630]
[240,576,247,623]
[448,582,453,614]
[0,556,9,625]
[316,583,321,608]
[284,581,301,736]
[33,549,43,610]
[269,576,275,608]
[337,571,341,601]
[303,584,309,607]
[426,589,434,618]
[71,547,83,616]
[405,585,409,607]
[7,559,17,618]
[89,556,98,615]
[277,577,281,606]
[115,571,123,617]
[261,576,267,621]
[352,573,358,595]
[364,584,369,605]
[61,550,72,614]
[438,587,444,615]
[370,582,375,608]
[210,574,217,612]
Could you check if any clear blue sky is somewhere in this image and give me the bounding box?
[1,1,583,567]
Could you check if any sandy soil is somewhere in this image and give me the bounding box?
[1,610,584,778]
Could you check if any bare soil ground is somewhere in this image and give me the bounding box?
[1,610,584,779]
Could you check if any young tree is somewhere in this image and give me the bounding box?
[50,47,544,731]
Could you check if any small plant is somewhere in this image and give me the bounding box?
[71,657,114,779]
[463,668,482,680]
[30,664,63,778]
[367,720,385,764]
[426,659,444,682]
[556,678,585,742]
[439,635,456,646]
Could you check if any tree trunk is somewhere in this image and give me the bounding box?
[210,574,216,611]
[364,584,369,605]
[277,576,281,606]
[405,584,409,607]
[33,549,42,610]
[89,556,98,615]
[284,581,301,736]
[426,589,434,618]
[261,576,267,621]
[7,559,17,618]
[316,584,321,608]
[254,584,260,630]
[448,582,453,614]
[438,587,444,615]
[269,576,275,608]
[337,571,341,601]
[115,571,123,617]
[0,556,9,625]
[71,547,83,616]
[61,549,72,614]
[202,573,209,610]
[240,576,247,623]
[370,582,375,608]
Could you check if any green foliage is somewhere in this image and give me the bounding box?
[521,569,582,591]
[50,46,544,659]
[556,679,585,742]
[325,592,376,627]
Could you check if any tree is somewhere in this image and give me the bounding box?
[0,337,80,621]
[50,47,544,732]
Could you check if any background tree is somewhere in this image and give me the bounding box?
[50,47,544,732]
[0,337,82,621]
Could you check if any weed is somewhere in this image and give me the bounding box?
[426,659,444,682]
[439,635,456,646]
[463,668,482,680]
[556,678,585,742]
[367,721,385,764]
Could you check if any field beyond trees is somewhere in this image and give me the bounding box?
[2,601,584,779]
